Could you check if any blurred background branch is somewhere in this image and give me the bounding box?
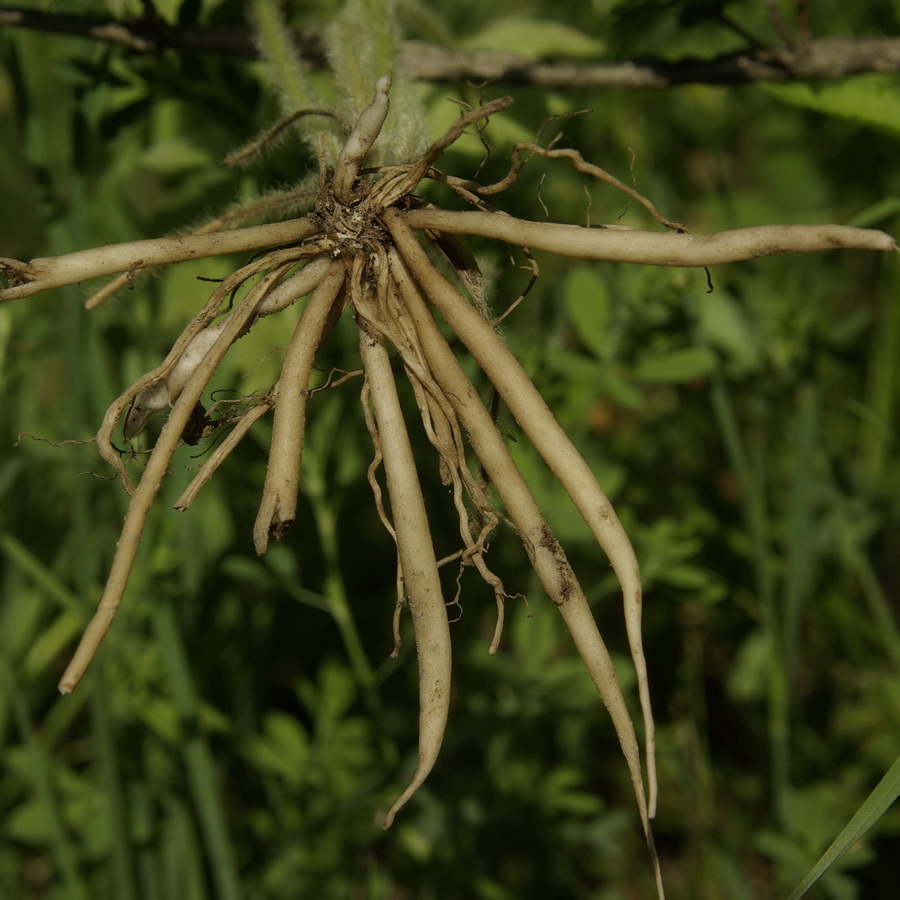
[2,4,900,86]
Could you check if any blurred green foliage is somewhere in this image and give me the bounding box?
[1,1,899,898]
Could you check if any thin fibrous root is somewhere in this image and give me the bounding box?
[477,143,685,231]
[360,379,405,658]
[354,263,511,652]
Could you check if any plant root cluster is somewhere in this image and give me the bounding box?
[3,75,897,900]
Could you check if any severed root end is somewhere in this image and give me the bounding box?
[0,256,34,281]
[252,516,294,555]
[252,492,296,554]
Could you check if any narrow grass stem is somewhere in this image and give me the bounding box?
[0,656,91,900]
[154,598,242,900]
[301,445,389,734]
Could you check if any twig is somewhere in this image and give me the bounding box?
[3,9,899,86]
[401,36,900,87]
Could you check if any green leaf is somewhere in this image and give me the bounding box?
[462,16,605,59]
[565,266,612,360]
[697,291,760,372]
[140,138,215,175]
[633,346,717,383]
[6,798,55,844]
[844,196,900,229]
[243,713,311,783]
[785,754,900,900]
[763,75,900,140]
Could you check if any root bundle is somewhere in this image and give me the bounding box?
[5,74,895,900]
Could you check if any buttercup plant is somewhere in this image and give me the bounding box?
[1,3,896,897]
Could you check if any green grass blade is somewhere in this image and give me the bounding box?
[154,599,242,900]
[0,655,91,900]
[785,753,900,900]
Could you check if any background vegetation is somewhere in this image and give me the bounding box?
[1,1,899,898]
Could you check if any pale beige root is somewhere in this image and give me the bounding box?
[404,369,510,653]
[402,208,897,266]
[253,261,346,554]
[355,297,452,830]
[354,258,511,652]
[171,256,338,508]
[254,255,335,316]
[58,260,297,694]
[369,96,514,211]
[332,72,392,202]
[388,249,664,899]
[174,398,274,511]
[124,321,229,441]
[359,379,405,658]
[95,248,312,497]
[0,217,321,302]
[84,185,322,310]
[386,208,658,815]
